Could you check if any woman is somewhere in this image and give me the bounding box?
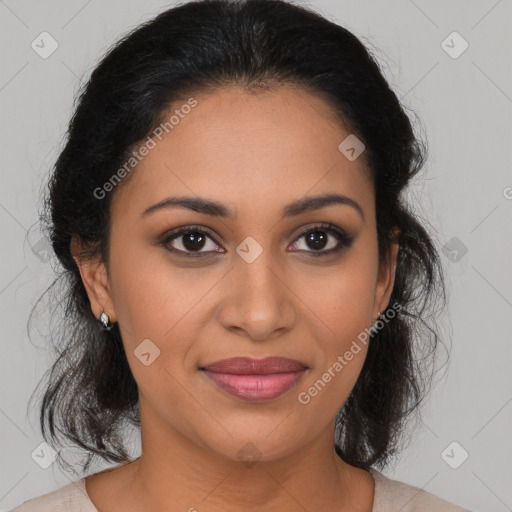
[13,0,471,510]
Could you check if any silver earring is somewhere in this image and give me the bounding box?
[98,311,113,331]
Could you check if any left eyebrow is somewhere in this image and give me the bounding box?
[141,192,365,222]
[282,193,365,222]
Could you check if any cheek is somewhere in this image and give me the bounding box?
[107,240,223,402]
[294,249,376,408]
[108,237,211,341]
[301,250,377,341]
[298,328,370,415]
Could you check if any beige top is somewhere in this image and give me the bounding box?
[10,467,471,511]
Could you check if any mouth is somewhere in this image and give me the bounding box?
[199,357,308,402]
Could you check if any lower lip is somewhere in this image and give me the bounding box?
[201,369,307,402]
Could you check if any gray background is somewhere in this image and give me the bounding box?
[1,0,511,510]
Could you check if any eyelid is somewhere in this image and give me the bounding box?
[289,222,355,255]
[159,224,223,252]
[293,222,341,239]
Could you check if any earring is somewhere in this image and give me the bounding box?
[98,311,113,331]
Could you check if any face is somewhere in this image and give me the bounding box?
[76,84,398,463]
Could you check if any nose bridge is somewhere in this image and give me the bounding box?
[218,240,295,339]
[236,242,284,306]
[239,246,282,300]
[234,231,278,283]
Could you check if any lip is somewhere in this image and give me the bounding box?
[200,357,308,402]
[201,356,307,374]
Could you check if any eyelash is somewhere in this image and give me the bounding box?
[159,223,355,258]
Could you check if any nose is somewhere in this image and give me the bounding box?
[216,252,297,341]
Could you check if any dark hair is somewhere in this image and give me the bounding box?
[30,0,448,475]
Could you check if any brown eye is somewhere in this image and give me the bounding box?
[304,230,329,251]
[289,223,354,256]
[180,231,207,251]
[161,226,224,257]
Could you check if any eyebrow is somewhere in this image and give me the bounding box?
[141,193,365,222]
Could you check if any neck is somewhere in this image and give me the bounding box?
[118,405,374,511]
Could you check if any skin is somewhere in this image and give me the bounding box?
[72,84,399,512]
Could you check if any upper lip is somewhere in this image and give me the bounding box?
[201,357,307,375]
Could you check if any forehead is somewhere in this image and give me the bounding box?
[112,84,374,221]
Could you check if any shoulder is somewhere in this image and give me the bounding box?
[369,468,472,512]
[10,478,98,512]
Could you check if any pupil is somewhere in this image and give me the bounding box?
[307,230,327,250]
[183,232,205,251]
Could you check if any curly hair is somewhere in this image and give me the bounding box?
[29,0,448,476]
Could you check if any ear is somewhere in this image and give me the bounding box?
[373,229,400,319]
[70,236,116,323]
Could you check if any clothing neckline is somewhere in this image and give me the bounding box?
[76,466,382,511]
